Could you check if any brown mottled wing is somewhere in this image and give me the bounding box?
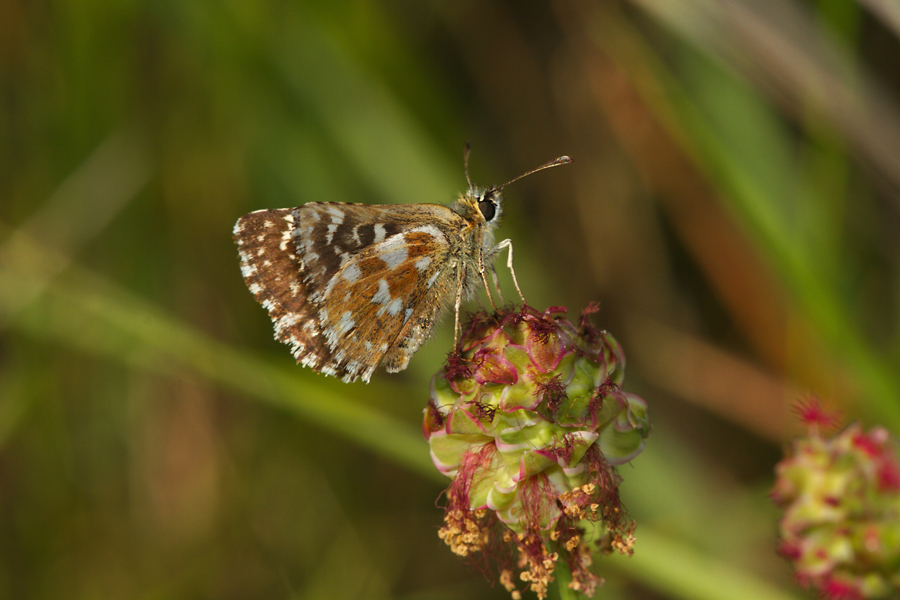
[294,203,460,382]
[313,223,456,381]
[233,209,336,375]
[235,202,461,383]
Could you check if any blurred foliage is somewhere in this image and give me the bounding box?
[2,0,900,598]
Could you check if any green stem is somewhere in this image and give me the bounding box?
[555,561,577,600]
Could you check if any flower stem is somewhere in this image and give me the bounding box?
[555,562,577,600]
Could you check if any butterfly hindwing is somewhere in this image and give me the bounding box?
[314,222,459,380]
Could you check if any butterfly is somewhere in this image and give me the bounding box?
[233,148,571,383]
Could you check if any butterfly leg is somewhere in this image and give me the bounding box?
[489,266,505,305]
[453,263,464,347]
[477,251,499,311]
[479,269,498,310]
[494,238,525,302]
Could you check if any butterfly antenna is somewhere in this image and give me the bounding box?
[464,143,473,188]
[494,155,573,191]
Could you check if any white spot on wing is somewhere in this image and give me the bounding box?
[325,206,345,222]
[415,256,432,271]
[372,279,392,305]
[336,311,355,335]
[241,263,258,278]
[408,224,447,245]
[381,244,408,270]
[279,226,292,250]
[378,297,402,317]
[326,223,338,244]
[373,224,386,243]
[345,360,361,377]
[343,265,362,283]
[275,312,301,334]
[322,275,340,300]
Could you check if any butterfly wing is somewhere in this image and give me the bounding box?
[233,208,337,375]
[296,203,462,382]
[316,224,458,380]
[235,202,463,382]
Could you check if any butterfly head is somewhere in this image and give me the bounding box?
[459,146,572,228]
[457,186,502,226]
[477,187,501,222]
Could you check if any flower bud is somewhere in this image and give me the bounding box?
[425,304,651,598]
[773,397,900,598]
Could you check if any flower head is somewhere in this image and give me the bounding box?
[424,304,651,598]
[773,399,900,599]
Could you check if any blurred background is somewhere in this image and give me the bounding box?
[3,0,900,598]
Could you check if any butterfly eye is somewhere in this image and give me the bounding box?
[478,196,497,221]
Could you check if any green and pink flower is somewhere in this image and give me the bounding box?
[773,397,900,599]
[424,304,650,599]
